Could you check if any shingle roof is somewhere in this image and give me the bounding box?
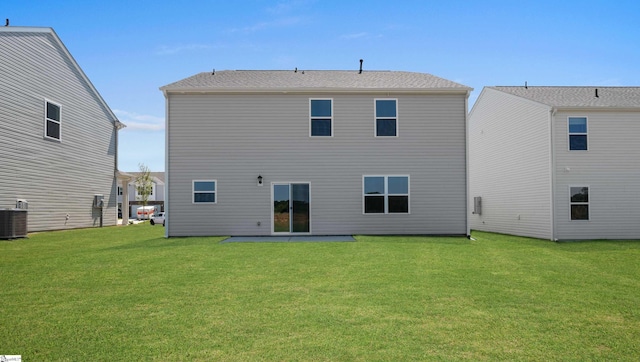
[491,86,640,108]
[161,70,471,92]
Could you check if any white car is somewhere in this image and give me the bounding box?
[150,212,165,226]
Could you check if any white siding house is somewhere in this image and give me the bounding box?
[469,86,640,240]
[0,27,123,232]
[161,70,472,237]
[117,172,165,217]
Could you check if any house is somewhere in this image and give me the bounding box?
[160,69,472,237]
[117,172,165,218]
[0,26,123,232]
[469,86,640,240]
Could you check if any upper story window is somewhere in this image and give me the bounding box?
[134,181,156,201]
[570,186,589,220]
[375,99,398,137]
[137,185,153,196]
[193,180,216,204]
[363,175,409,214]
[310,99,332,137]
[117,187,123,196]
[568,117,587,150]
[44,100,61,141]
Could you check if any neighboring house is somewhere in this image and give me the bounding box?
[160,70,472,237]
[469,86,640,240]
[117,172,165,217]
[0,26,123,231]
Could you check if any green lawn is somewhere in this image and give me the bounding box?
[1,226,639,361]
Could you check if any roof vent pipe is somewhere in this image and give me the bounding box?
[5,19,8,26]
[359,59,363,74]
[525,81,528,89]
[595,88,599,98]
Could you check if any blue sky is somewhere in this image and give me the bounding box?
[5,0,640,171]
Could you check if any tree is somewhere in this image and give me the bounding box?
[135,163,153,210]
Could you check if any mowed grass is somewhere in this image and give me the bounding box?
[1,226,639,361]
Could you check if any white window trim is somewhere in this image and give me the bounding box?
[193,180,217,204]
[44,99,62,141]
[309,98,333,137]
[362,175,410,214]
[568,116,588,151]
[569,185,590,221]
[374,98,399,138]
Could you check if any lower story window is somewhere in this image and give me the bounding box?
[363,175,409,214]
[193,180,216,203]
[570,186,589,220]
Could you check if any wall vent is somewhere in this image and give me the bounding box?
[0,209,28,239]
[473,196,482,215]
[16,199,28,210]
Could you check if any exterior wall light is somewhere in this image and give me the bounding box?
[257,175,263,186]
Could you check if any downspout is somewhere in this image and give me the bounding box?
[114,119,126,224]
[163,90,170,238]
[114,121,118,180]
[549,107,557,241]
[465,90,471,238]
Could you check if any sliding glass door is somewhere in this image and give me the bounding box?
[273,183,310,233]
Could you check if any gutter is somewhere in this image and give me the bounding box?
[159,87,472,96]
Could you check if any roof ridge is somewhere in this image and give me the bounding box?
[489,85,640,108]
[162,70,472,91]
[493,85,640,89]
[210,70,405,73]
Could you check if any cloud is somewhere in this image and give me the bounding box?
[266,0,314,15]
[341,32,369,40]
[114,110,165,131]
[155,44,212,55]
[340,32,383,40]
[228,17,303,34]
[227,0,312,34]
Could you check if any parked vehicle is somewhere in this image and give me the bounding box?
[136,206,155,220]
[150,212,165,226]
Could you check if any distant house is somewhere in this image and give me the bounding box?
[161,70,472,237]
[469,86,640,240]
[0,26,123,231]
[117,172,165,218]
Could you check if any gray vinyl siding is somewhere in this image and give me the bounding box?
[469,88,553,239]
[0,30,117,231]
[166,93,467,236]
[553,110,640,240]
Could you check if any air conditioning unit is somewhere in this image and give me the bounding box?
[0,209,28,239]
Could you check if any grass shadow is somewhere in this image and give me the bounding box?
[472,230,640,252]
[102,236,227,251]
[355,235,472,245]
[554,239,640,252]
